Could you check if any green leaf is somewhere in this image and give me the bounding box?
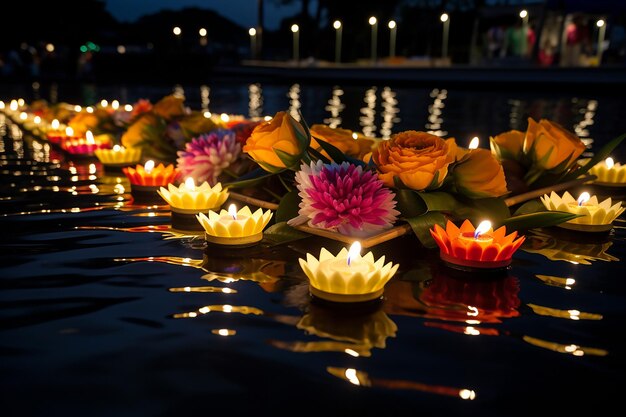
[313,137,348,164]
[513,199,546,216]
[295,110,312,151]
[395,189,427,218]
[225,172,275,189]
[499,211,579,231]
[276,190,301,223]
[274,148,299,170]
[416,191,461,212]
[453,197,510,224]
[405,211,447,248]
[306,146,331,164]
[263,221,310,245]
[560,132,626,182]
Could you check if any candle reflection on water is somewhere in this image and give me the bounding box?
[360,87,377,137]
[324,86,344,128]
[426,88,447,137]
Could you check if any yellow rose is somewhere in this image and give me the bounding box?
[453,149,508,198]
[523,118,585,172]
[243,111,307,172]
[310,124,374,159]
[372,130,458,191]
[490,130,525,161]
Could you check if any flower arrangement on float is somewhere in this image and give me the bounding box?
[4,95,624,248]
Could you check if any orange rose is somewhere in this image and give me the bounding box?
[523,118,585,172]
[243,111,308,172]
[310,124,374,159]
[453,149,508,198]
[373,130,458,191]
[490,130,525,161]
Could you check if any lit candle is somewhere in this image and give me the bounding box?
[196,204,273,246]
[61,130,110,156]
[159,178,229,232]
[46,119,64,144]
[94,144,142,168]
[299,241,399,303]
[122,160,180,203]
[541,191,624,231]
[468,137,479,150]
[588,157,626,185]
[430,219,525,270]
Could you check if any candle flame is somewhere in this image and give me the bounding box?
[228,204,238,220]
[474,220,492,239]
[144,160,155,174]
[86,131,95,144]
[469,137,479,150]
[111,100,120,110]
[34,116,41,124]
[19,112,27,120]
[605,157,614,169]
[51,119,60,129]
[347,241,362,266]
[184,177,196,191]
[220,113,230,122]
[577,192,590,206]
[65,126,74,137]
[124,104,133,112]
[113,144,121,152]
[352,132,358,140]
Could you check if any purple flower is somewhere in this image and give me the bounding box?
[176,129,241,185]
[290,161,399,237]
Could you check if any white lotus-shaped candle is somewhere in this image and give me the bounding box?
[588,157,626,186]
[158,178,228,212]
[541,191,624,230]
[197,204,273,245]
[299,242,399,303]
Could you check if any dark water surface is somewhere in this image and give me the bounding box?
[1,82,625,416]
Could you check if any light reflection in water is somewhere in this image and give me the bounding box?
[535,274,577,290]
[200,84,210,111]
[212,328,236,336]
[169,286,237,294]
[426,88,447,137]
[524,229,618,264]
[326,367,477,400]
[523,336,608,357]
[359,87,377,137]
[248,83,263,118]
[173,304,264,319]
[324,86,345,128]
[380,86,400,139]
[572,98,597,151]
[288,83,301,121]
[527,304,602,321]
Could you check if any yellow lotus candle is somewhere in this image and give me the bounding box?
[299,241,399,303]
[158,178,229,232]
[541,191,625,232]
[588,157,626,186]
[94,144,142,170]
[197,204,273,246]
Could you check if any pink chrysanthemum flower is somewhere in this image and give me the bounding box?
[176,129,241,185]
[290,161,399,237]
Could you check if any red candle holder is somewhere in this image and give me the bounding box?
[122,161,179,203]
[430,220,525,271]
[61,137,111,156]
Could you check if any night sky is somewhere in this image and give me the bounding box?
[104,0,303,29]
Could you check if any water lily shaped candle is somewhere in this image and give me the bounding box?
[62,131,110,156]
[299,241,399,303]
[588,157,626,186]
[123,160,179,202]
[197,204,273,246]
[430,220,525,270]
[46,119,65,144]
[94,144,142,170]
[541,191,625,232]
[158,178,229,232]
